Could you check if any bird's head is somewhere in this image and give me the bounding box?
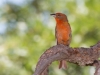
[51,13,68,23]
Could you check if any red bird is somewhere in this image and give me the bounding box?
[51,13,72,69]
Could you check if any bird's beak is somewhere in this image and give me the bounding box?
[50,14,56,17]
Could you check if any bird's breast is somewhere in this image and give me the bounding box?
[56,23,71,45]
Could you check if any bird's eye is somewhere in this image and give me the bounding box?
[57,15,60,17]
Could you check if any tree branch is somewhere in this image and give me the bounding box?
[33,41,100,75]
[93,60,100,75]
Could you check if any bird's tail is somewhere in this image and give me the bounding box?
[59,60,67,69]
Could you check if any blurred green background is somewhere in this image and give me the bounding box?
[0,0,100,75]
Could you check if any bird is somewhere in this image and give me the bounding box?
[51,13,72,69]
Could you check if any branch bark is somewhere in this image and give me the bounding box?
[94,60,100,75]
[33,41,100,75]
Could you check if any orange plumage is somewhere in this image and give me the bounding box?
[51,13,71,69]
